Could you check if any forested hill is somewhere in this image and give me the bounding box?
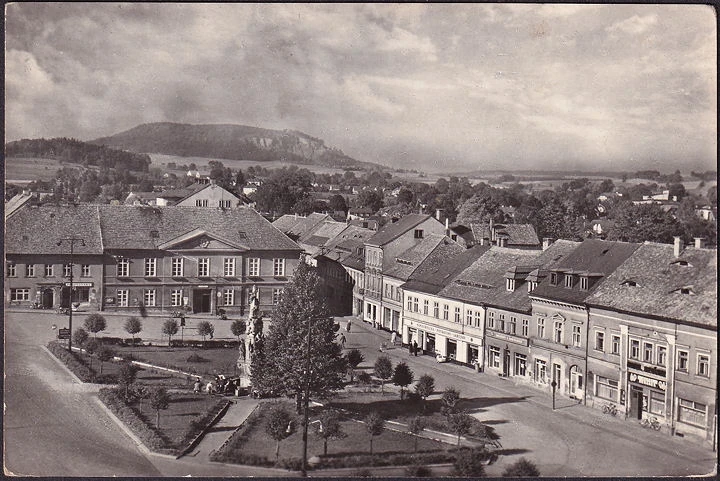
[5,137,151,172]
[91,122,380,170]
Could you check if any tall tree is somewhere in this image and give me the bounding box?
[328,194,348,213]
[124,316,142,345]
[607,203,681,243]
[265,405,294,462]
[84,314,107,339]
[392,362,414,400]
[365,412,385,462]
[251,262,347,414]
[162,319,179,347]
[456,194,506,226]
[414,374,435,412]
[149,387,171,428]
[374,355,393,395]
[356,190,384,213]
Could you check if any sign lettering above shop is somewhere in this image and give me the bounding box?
[487,330,529,346]
[407,319,471,342]
[64,282,93,287]
[629,372,666,391]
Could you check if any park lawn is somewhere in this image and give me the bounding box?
[218,401,450,466]
[113,344,242,379]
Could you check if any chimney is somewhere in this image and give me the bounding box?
[694,237,705,249]
[673,236,683,258]
[543,238,553,251]
[436,208,443,221]
[445,218,450,236]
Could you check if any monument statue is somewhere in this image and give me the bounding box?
[237,285,262,383]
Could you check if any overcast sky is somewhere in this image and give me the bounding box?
[5,3,717,172]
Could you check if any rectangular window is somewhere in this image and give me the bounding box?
[506,278,515,291]
[553,363,561,384]
[580,277,589,290]
[535,359,547,383]
[145,258,156,277]
[677,350,689,372]
[678,399,707,427]
[414,229,424,239]
[515,353,527,376]
[466,310,473,325]
[117,259,129,277]
[413,298,419,313]
[537,318,545,338]
[499,314,506,332]
[522,319,529,337]
[223,288,234,306]
[488,311,495,329]
[81,264,91,277]
[198,258,210,277]
[596,376,619,401]
[171,289,183,307]
[117,289,128,307]
[595,331,605,352]
[572,325,581,347]
[144,289,156,307]
[195,199,209,207]
[454,307,461,323]
[657,346,667,366]
[474,311,482,328]
[489,346,501,368]
[611,335,621,355]
[649,391,665,416]
[223,258,236,277]
[272,288,283,305]
[433,302,439,318]
[554,322,563,343]
[25,264,35,277]
[273,258,285,276]
[248,258,260,277]
[550,272,558,285]
[443,304,449,320]
[407,296,413,311]
[7,263,16,277]
[697,354,710,377]
[171,257,184,277]
[11,288,30,301]
[509,317,517,335]
[629,340,640,359]
[218,199,231,208]
[643,342,653,363]
[423,299,429,315]
[564,274,573,288]
[64,264,72,277]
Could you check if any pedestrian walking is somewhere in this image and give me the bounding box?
[346,320,352,332]
[193,379,201,394]
[340,333,346,348]
[412,340,418,356]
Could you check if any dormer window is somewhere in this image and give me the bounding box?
[550,272,558,285]
[414,229,424,239]
[506,278,515,292]
[671,260,692,267]
[564,274,574,288]
[528,281,537,293]
[580,277,588,290]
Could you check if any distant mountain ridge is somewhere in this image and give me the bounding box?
[91,122,381,170]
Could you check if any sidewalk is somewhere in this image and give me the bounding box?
[184,396,259,459]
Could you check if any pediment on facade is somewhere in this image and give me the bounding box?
[551,313,566,322]
[158,229,247,251]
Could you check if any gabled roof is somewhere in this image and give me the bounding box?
[440,240,580,311]
[157,183,207,200]
[385,234,463,281]
[471,222,540,246]
[176,183,241,204]
[5,192,34,218]
[530,239,640,304]
[401,245,491,295]
[298,220,347,246]
[366,214,435,247]
[5,204,104,255]
[96,205,301,251]
[272,213,330,238]
[586,243,717,327]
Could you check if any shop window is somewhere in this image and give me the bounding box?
[643,342,653,363]
[611,335,620,355]
[25,264,35,277]
[117,289,128,307]
[629,339,640,360]
[489,346,501,368]
[144,289,156,307]
[678,399,706,427]
[11,288,30,301]
[596,376,618,401]
[172,257,184,277]
[171,289,183,307]
[595,331,605,352]
[649,391,665,416]
[697,354,710,377]
[514,353,527,376]
[676,350,689,372]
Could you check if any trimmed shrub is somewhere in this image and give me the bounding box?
[405,464,433,477]
[502,457,540,477]
[452,447,487,477]
[47,341,93,381]
[98,387,170,452]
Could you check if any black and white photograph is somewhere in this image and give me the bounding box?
[4,3,717,477]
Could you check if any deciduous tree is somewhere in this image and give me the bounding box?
[392,362,414,400]
[313,409,346,455]
[84,314,107,339]
[502,457,540,477]
[345,348,364,383]
[448,411,473,445]
[231,319,246,342]
[365,412,384,461]
[162,319,179,346]
[265,404,294,461]
[374,355,393,395]
[414,374,435,412]
[408,416,427,453]
[124,316,142,345]
[149,387,170,428]
[197,321,215,347]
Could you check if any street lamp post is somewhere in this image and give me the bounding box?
[551,380,557,410]
[57,237,85,353]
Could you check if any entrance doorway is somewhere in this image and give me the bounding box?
[570,369,584,399]
[425,334,435,354]
[503,348,510,376]
[447,340,457,361]
[42,288,54,309]
[193,289,212,313]
[629,386,643,420]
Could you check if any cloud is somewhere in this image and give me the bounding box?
[606,14,659,36]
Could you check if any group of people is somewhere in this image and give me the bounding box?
[193,375,244,396]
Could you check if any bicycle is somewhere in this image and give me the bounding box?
[602,403,618,416]
[640,416,661,431]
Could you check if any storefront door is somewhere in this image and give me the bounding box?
[42,288,54,309]
[629,386,643,420]
[447,340,457,361]
[425,334,435,354]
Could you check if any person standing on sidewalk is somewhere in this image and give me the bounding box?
[339,333,346,348]
[390,331,397,346]
[412,340,418,356]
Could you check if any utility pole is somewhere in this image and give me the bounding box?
[57,237,85,352]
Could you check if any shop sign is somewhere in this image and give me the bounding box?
[104,297,116,305]
[487,330,529,346]
[629,372,666,391]
[64,282,93,287]
[58,328,71,340]
[407,320,470,342]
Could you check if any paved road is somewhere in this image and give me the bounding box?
[340,316,717,477]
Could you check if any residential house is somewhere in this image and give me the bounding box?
[470,221,541,249]
[695,205,716,222]
[172,182,245,209]
[381,234,464,334]
[400,245,491,360]
[363,214,447,326]
[439,241,579,376]
[272,213,332,241]
[528,239,640,400]
[585,237,717,443]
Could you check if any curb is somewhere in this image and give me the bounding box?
[176,400,233,459]
[41,344,86,385]
[92,396,177,460]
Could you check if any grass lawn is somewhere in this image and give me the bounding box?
[113,344,241,379]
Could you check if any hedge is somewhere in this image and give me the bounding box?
[169,339,241,349]
[47,341,117,384]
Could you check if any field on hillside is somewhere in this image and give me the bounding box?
[5,157,64,183]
